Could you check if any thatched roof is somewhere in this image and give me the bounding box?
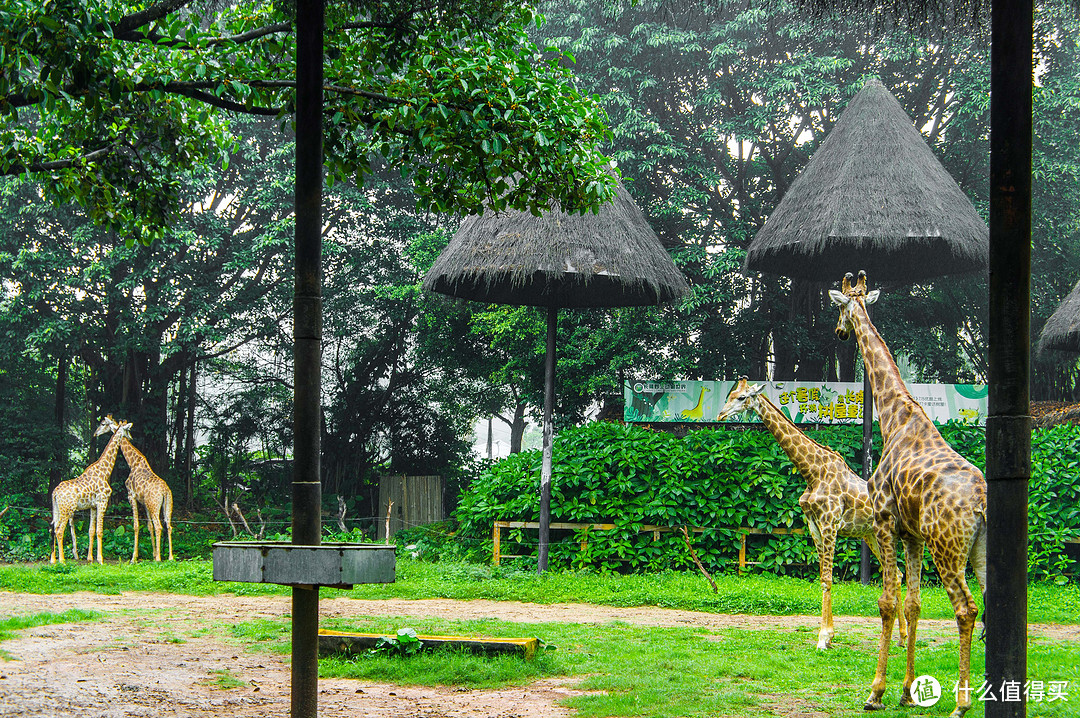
[744,77,988,284]
[423,176,689,308]
[1037,278,1080,356]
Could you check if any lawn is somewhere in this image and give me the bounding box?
[1,558,1076,718]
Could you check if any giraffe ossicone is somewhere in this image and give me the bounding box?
[831,271,987,718]
[716,377,905,650]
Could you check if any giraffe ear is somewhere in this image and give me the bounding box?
[828,290,849,307]
[865,290,880,305]
[749,384,766,396]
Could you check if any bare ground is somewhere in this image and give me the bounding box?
[0,591,1075,718]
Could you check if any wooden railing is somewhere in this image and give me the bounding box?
[492,521,804,573]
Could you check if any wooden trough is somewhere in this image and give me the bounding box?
[318,628,540,660]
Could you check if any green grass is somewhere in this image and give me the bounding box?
[202,668,249,690]
[0,609,101,658]
[225,612,1079,718]
[2,558,1079,624]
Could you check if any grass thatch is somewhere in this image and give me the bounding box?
[744,77,988,283]
[422,176,689,308]
[1038,278,1080,356]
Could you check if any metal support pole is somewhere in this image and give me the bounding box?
[986,1,1032,716]
[537,306,557,573]
[293,1,324,716]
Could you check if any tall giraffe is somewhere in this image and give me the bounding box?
[50,418,132,564]
[717,378,904,650]
[831,272,986,718]
[102,416,174,562]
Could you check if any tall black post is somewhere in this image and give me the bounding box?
[293,2,324,717]
[537,306,557,573]
[986,0,1032,716]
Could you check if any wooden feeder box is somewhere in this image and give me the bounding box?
[212,541,396,589]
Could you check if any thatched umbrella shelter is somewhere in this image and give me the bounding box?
[424,175,688,572]
[1037,278,1080,355]
[745,77,988,283]
[743,77,989,588]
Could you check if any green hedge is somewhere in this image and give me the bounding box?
[453,421,1080,582]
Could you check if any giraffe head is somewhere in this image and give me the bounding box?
[94,414,120,437]
[716,377,766,421]
[113,421,133,441]
[828,271,879,341]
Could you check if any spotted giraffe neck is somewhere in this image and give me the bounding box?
[848,300,934,442]
[751,394,846,490]
[118,436,148,469]
[94,429,126,476]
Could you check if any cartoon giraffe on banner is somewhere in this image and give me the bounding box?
[50,418,132,564]
[831,271,986,718]
[717,377,905,650]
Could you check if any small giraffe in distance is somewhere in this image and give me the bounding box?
[831,271,986,718]
[102,415,174,562]
[716,378,905,650]
[50,418,132,564]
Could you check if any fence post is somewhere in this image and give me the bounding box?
[492,522,501,566]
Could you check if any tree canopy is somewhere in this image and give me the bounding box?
[1,0,617,241]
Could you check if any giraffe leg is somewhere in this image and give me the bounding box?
[68,518,79,562]
[149,499,163,561]
[130,494,141,563]
[865,517,898,711]
[95,501,106,564]
[51,506,64,564]
[939,552,980,718]
[898,537,924,707]
[86,508,96,563]
[866,531,907,644]
[163,490,174,560]
[814,519,838,650]
[968,524,988,640]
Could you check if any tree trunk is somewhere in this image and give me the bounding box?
[185,360,197,509]
[49,351,68,493]
[509,401,526,453]
[173,360,188,490]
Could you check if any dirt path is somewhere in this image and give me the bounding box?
[0,591,1075,717]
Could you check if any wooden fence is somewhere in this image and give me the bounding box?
[377,475,444,540]
[491,521,804,573]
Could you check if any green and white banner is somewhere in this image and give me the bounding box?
[624,380,987,425]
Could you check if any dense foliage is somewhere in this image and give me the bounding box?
[454,421,1080,582]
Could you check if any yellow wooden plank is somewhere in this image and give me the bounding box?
[318,629,539,660]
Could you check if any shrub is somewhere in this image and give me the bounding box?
[454,421,1080,582]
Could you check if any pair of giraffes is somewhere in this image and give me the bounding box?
[717,272,986,718]
[49,415,174,565]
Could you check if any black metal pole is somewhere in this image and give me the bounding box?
[537,306,557,573]
[986,0,1032,716]
[293,2,324,716]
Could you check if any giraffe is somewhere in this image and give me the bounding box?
[680,386,710,420]
[101,416,174,562]
[49,418,132,564]
[830,271,986,718]
[716,378,905,650]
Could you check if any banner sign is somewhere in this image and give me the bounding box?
[624,380,987,426]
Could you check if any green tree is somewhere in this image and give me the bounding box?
[1,0,617,239]
[538,0,996,383]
